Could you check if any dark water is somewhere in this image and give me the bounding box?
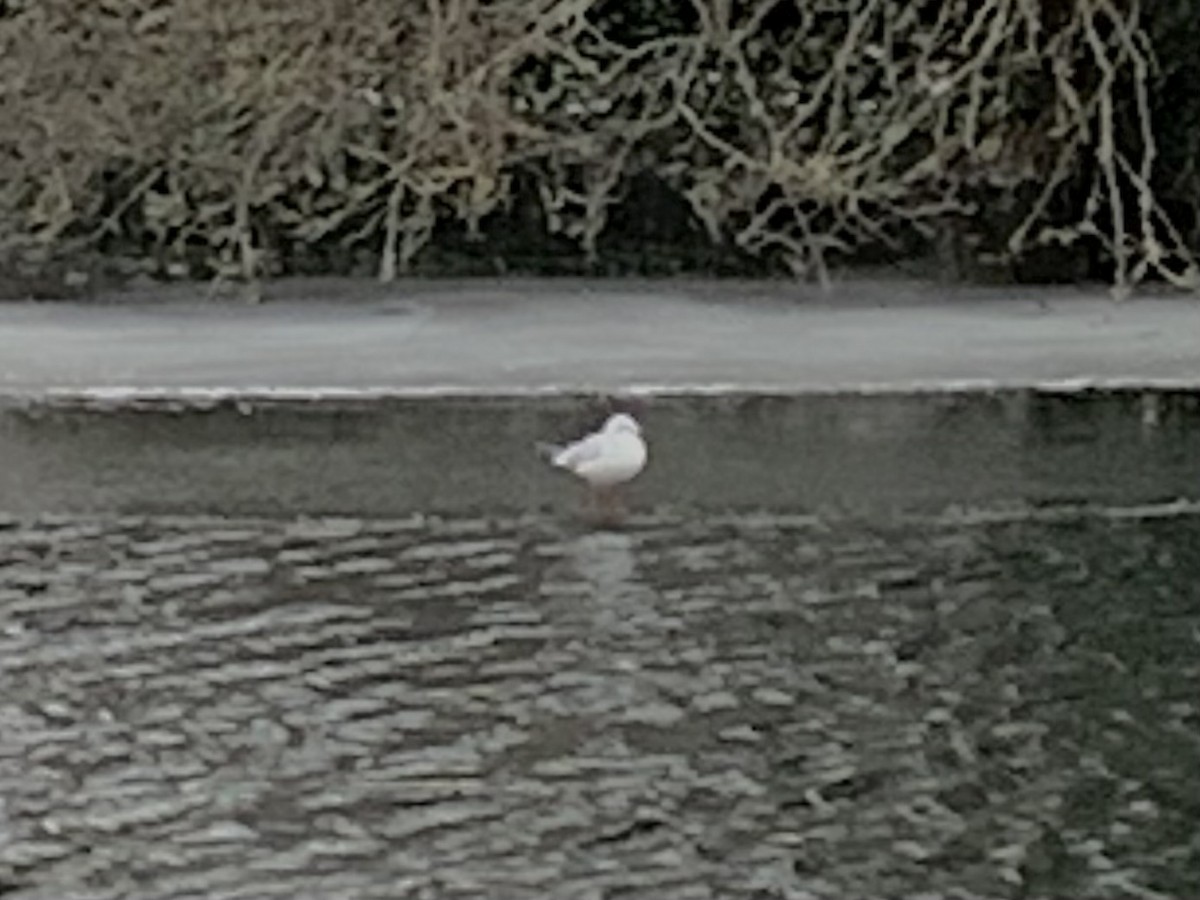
[4,390,1200,518]
[1,505,1198,899]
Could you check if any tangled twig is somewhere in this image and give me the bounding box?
[0,0,1194,291]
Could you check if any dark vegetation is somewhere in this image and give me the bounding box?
[1,0,1197,296]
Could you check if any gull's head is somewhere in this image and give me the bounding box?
[603,413,642,436]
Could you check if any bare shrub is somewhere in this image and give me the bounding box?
[0,0,1194,293]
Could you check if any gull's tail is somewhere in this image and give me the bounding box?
[535,441,563,465]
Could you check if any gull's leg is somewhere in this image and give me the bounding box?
[608,486,627,519]
[598,486,616,522]
[581,484,604,521]
[581,484,601,523]
[591,485,627,526]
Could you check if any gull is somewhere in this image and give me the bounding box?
[537,413,648,520]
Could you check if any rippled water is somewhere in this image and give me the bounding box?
[1,506,1198,899]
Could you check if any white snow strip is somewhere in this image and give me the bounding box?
[10,375,1200,404]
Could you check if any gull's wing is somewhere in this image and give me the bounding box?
[545,431,606,472]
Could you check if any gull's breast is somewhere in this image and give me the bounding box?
[575,434,647,487]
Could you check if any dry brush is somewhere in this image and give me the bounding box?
[0,0,1195,293]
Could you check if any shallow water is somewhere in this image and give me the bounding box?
[1,505,1198,899]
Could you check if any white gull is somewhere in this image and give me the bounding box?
[538,413,648,517]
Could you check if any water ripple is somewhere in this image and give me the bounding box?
[1,508,1197,899]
